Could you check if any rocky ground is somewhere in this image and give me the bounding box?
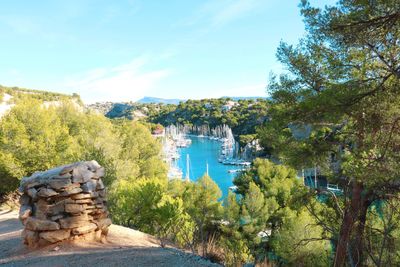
[0,210,220,267]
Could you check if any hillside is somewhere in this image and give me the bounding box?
[0,86,83,119]
[0,85,80,102]
[137,97,184,105]
[0,209,219,267]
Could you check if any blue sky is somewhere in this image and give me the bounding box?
[0,0,335,103]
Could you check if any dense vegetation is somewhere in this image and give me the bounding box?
[0,91,327,265]
[0,98,166,195]
[0,85,82,103]
[95,98,269,141]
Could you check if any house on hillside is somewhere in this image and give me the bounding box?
[132,110,147,120]
[222,100,238,111]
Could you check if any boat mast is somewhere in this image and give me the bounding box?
[185,154,190,181]
[314,166,318,189]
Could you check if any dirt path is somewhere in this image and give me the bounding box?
[0,210,220,267]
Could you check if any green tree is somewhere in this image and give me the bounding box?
[0,100,77,194]
[260,1,400,265]
[234,159,330,264]
[220,192,252,266]
[271,209,331,267]
[185,174,223,256]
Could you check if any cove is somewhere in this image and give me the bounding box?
[176,136,240,198]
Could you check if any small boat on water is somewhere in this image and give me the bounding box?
[228,169,246,173]
[176,138,192,148]
[229,185,238,192]
[168,167,183,179]
[222,159,251,166]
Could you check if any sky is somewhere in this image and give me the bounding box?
[0,0,336,103]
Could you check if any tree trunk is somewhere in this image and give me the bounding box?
[334,181,364,267]
[351,195,370,266]
[200,226,205,256]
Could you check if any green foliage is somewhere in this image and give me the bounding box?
[0,85,79,103]
[363,199,400,266]
[271,210,331,267]
[0,98,167,196]
[229,159,331,265]
[102,98,270,141]
[0,100,78,194]
[258,0,400,265]
[109,178,196,247]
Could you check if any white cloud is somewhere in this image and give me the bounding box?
[62,56,171,103]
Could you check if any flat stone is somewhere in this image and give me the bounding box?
[94,212,107,219]
[35,199,50,219]
[71,193,92,200]
[72,165,94,183]
[96,180,105,190]
[71,223,97,235]
[75,199,94,204]
[82,180,97,193]
[25,217,60,231]
[37,188,58,198]
[50,214,65,221]
[59,186,83,196]
[65,203,85,214]
[86,160,101,171]
[22,229,39,247]
[20,165,69,190]
[93,167,105,179]
[28,181,41,188]
[19,180,40,192]
[27,188,38,200]
[48,200,65,215]
[60,162,82,175]
[90,191,99,198]
[72,230,98,242]
[59,214,89,229]
[19,194,30,205]
[39,229,71,243]
[48,178,72,190]
[19,205,32,220]
[53,173,72,179]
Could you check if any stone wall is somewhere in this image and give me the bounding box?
[18,160,112,247]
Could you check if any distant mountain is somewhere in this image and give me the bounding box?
[221,96,270,101]
[137,97,184,105]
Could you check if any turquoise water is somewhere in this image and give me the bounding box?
[176,136,239,198]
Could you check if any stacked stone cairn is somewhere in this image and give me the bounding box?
[18,160,112,247]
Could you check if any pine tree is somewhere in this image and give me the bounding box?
[260,1,400,265]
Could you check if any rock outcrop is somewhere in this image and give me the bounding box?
[18,160,111,247]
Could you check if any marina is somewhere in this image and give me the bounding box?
[162,124,251,197]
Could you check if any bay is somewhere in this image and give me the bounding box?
[176,136,240,198]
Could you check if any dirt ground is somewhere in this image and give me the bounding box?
[0,210,220,267]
